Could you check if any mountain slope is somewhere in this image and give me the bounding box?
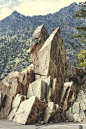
[0,2,86,81]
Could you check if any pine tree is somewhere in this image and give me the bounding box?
[73,1,86,39]
[73,1,86,67]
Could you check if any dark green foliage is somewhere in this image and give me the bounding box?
[49,112,58,123]
[76,48,86,68]
[0,2,86,81]
[73,1,86,39]
[0,35,31,81]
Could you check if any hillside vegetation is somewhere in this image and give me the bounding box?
[0,2,86,81]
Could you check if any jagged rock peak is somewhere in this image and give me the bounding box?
[11,11,19,15]
[30,24,49,53]
[39,27,61,52]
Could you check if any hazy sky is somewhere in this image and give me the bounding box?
[0,0,85,21]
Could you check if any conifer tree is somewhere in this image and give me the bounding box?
[73,1,86,67]
[73,1,86,39]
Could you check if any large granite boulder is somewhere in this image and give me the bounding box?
[44,102,54,123]
[61,81,78,108]
[30,24,49,64]
[8,94,26,121]
[0,64,35,119]
[35,27,66,78]
[12,96,47,124]
[66,90,86,122]
[0,72,21,119]
[0,71,19,95]
[27,79,47,101]
[18,64,35,95]
[60,81,78,121]
[34,27,66,105]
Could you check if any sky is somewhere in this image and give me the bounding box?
[0,0,85,21]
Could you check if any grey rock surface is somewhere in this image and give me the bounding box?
[0,120,86,129]
[27,79,47,101]
[66,90,86,122]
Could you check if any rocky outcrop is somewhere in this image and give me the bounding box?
[44,102,54,123]
[8,94,26,121]
[34,27,66,78]
[66,90,86,122]
[0,64,34,119]
[12,96,47,124]
[32,27,66,106]
[61,81,78,121]
[0,24,86,125]
[0,72,21,119]
[27,79,47,101]
[30,24,49,65]
[18,64,35,95]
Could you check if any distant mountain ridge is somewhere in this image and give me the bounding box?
[0,2,80,34]
[0,2,86,81]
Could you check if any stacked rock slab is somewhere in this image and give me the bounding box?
[12,96,47,124]
[27,79,47,101]
[30,26,66,105]
[0,71,19,119]
[0,64,35,119]
[66,90,86,122]
[44,102,54,123]
[18,64,35,95]
[34,27,66,78]
[1,24,84,124]
[61,81,78,121]
[8,94,26,121]
[30,24,49,65]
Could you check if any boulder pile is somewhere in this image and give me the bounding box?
[0,24,86,124]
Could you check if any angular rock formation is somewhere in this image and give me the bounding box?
[61,81,78,107]
[30,24,49,64]
[66,90,86,122]
[44,102,54,123]
[27,79,47,101]
[41,76,53,103]
[34,27,66,106]
[8,94,26,121]
[0,72,21,119]
[0,71,19,95]
[12,96,47,124]
[0,64,35,119]
[65,65,76,78]
[64,65,76,83]
[18,64,35,95]
[61,81,78,121]
[35,27,66,78]
[0,24,86,125]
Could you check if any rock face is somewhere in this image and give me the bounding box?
[0,72,21,119]
[27,79,47,101]
[12,96,47,124]
[66,90,86,122]
[44,102,54,123]
[18,64,35,95]
[30,24,49,64]
[0,24,86,125]
[61,81,78,121]
[0,64,35,119]
[34,27,66,105]
[8,94,26,121]
[35,27,66,78]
